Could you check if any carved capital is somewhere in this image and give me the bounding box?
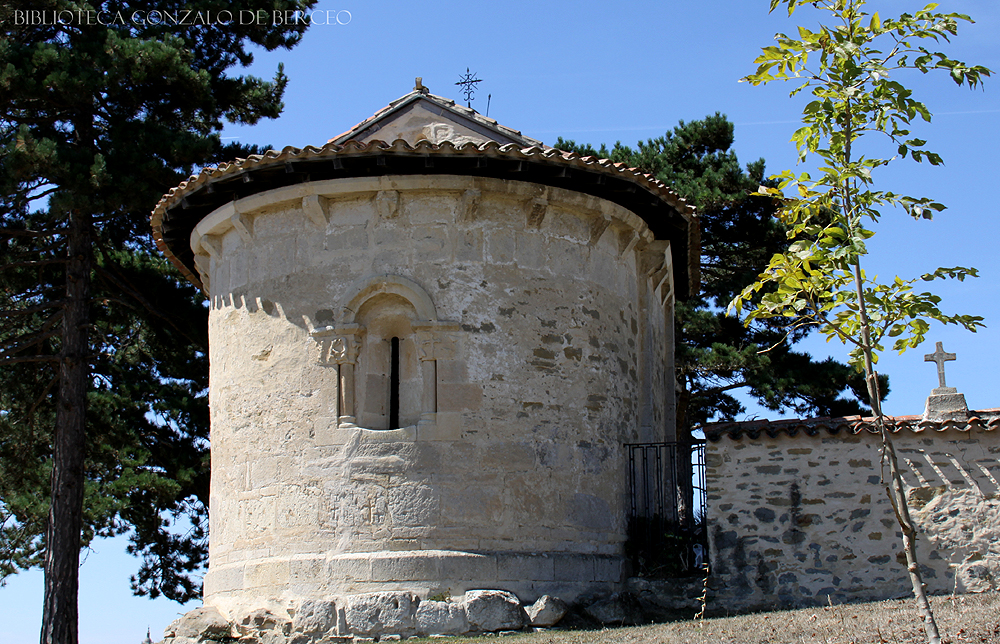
[413,321,461,361]
[310,323,365,365]
[313,335,360,365]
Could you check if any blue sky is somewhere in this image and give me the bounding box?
[2,2,998,642]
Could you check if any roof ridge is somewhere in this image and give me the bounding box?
[704,409,1000,441]
[152,137,697,219]
[326,90,542,149]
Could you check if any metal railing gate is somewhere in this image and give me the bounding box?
[624,441,707,576]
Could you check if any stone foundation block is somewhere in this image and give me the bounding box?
[343,591,418,637]
[291,599,338,637]
[594,555,624,583]
[498,553,554,582]
[415,600,469,636]
[552,554,595,582]
[369,551,439,581]
[463,589,527,632]
[245,560,291,588]
[327,553,373,582]
[440,551,498,582]
[203,563,244,594]
[526,595,568,627]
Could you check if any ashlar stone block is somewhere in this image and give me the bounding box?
[415,600,468,636]
[344,592,418,637]
[463,590,526,632]
[291,599,338,637]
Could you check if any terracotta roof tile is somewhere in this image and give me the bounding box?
[150,137,699,290]
[151,88,701,297]
[152,138,695,218]
[704,409,1000,442]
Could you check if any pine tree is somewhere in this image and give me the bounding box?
[0,3,316,642]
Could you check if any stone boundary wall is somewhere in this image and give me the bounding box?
[706,427,1000,612]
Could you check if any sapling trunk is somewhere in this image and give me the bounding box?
[737,3,989,642]
[853,260,940,644]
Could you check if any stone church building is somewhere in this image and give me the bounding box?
[151,83,698,639]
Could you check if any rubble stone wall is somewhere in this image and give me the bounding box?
[191,175,677,618]
[706,428,1000,612]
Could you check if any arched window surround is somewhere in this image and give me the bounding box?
[310,275,459,433]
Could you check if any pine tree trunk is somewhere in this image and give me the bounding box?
[41,210,91,644]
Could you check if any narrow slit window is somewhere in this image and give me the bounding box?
[389,336,400,429]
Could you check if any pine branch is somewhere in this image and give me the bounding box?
[28,373,60,418]
[0,327,61,360]
[0,355,60,365]
[0,300,66,317]
[697,381,750,396]
[0,258,67,272]
[94,259,203,348]
[0,227,63,238]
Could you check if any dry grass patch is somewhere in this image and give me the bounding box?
[421,592,1000,644]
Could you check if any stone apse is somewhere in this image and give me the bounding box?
[150,86,699,628]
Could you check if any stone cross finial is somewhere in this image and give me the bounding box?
[924,341,956,389]
[922,341,967,421]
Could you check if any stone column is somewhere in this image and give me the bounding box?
[414,322,460,424]
[310,323,363,428]
[416,332,438,425]
[338,361,356,425]
[421,359,437,415]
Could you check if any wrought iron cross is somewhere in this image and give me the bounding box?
[924,341,956,388]
[455,68,482,108]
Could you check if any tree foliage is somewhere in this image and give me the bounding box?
[0,247,211,599]
[558,113,882,432]
[732,0,988,359]
[730,2,990,642]
[0,2,316,640]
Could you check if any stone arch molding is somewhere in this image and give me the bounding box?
[309,274,459,434]
[341,274,439,324]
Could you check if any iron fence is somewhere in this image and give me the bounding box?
[624,440,707,577]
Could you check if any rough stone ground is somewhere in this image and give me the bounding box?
[418,592,1000,644]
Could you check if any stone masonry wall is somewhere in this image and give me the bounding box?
[190,175,677,617]
[706,427,1000,612]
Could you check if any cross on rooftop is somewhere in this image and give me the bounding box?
[455,68,482,107]
[924,341,956,389]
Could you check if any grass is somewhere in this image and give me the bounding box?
[412,592,1000,644]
